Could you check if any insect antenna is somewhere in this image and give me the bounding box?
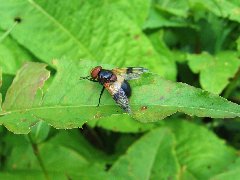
[79,75,91,80]
[80,76,98,82]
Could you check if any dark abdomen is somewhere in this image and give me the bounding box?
[121,80,131,97]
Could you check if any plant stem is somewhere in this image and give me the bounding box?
[27,135,50,180]
[223,67,240,99]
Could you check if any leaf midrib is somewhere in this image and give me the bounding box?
[0,104,239,116]
[27,0,95,59]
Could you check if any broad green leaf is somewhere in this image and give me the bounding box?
[1,60,240,134]
[0,0,176,80]
[188,51,240,94]
[166,120,237,179]
[109,128,180,180]
[0,30,32,75]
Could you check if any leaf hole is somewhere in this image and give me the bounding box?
[14,17,22,23]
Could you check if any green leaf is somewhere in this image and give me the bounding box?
[166,120,237,179]
[0,30,32,75]
[188,51,240,94]
[109,128,180,180]
[1,60,240,134]
[0,0,176,80]
[0,62,50,133]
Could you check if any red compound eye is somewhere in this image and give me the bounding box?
[90,66,102,79]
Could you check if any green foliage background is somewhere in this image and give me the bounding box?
[0,0,240,179]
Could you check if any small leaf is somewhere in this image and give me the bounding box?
[188,51,240,94]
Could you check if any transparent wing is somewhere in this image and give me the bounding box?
[104,81,131,113]
[112,67,148,80]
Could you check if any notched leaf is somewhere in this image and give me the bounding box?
[0,62,50,133]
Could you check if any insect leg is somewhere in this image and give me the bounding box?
[97,86,105,107]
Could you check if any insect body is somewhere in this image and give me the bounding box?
[81,66,148,113]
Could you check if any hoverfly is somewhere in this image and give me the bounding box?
[80,66,148,113]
